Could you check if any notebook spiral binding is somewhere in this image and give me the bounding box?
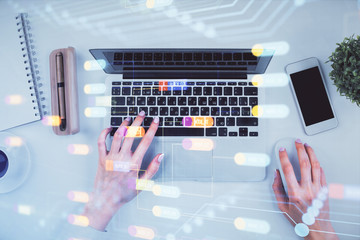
[16,13,46,118]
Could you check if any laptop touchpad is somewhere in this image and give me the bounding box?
[169,144,213,180]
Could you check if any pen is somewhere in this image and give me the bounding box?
[56,52,66,131]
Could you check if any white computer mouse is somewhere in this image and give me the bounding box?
[274,138,302,195]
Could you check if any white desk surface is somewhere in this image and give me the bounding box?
[1,0,360,239]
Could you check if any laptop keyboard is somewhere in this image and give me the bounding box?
[110,81,259,137]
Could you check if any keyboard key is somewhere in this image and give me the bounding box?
[206,82,216,85]
[122,87,131,95]
[170,107,179,116]
[250,132,258,136]
[154,53,162,61]
[211,107,220,116]
[244,87,258,95]
[239,128,248,136]
[146,127,204,136]
[216,117,225,126]
[217,82,226,85]
[226,117,235,126]
[173,89,182,95]
[174,53,182,61]
[188,97,197,106]
[196,82,205,85]
[175,117,183,126]
[239,97,248,106]
[229,97,237,106]
[242,107,251,116]
[132,87,141,95]
[183,87,192,95]
[193,87,202,95]
[198,97,207,106]
[184,53,192,61]
[137,97,146,105]
[187,82,195,85]
[228,82,237,85]
[164,117,174,126]
[229,132,238,137]
[190,107,200,116]
[204,87,212,95]
[178,97,187,105]
[158,117,164,126]
[112,87,121,95]
[134,53,143,61]
[114,53,123,61]
[234,87,243,95]
[143,53,152,61]
[231,107,240,116]
[221,107,230,116]
[149,107,158,116]
[111,117,122,126]
[124,53,133,60]
[139,107,148,115]
[152,87,161,95]
[206,128,217,137]
[112,107,127,116]
[219,97,228,106]
[208,97,217,106]
[244,53,257,61]
[162,89,172,95]
[180,107,189,115]
[112,82,122,85]
[144,117,153,126]
[123,82,132,85]
[164,53,173,61]
[129,107,138,116]
[233,53,242,60]
[127,97,135,105]
[146,97,155,105]
[112,97,125,105]
[237,117,258,126]
[142,87,151,95]
[168,97,176,105]
[249,97,258,106]
[160,107,169,116]
[238,82,247,86]
[157,97,166,105]
[218,128,227,136]
[194,53,202,61]
[214,53,222,61]
[204,53,212,61]
[201,107,210,116]
[224,87,233,95]
[214,87,223,95]
[223,53,232,60]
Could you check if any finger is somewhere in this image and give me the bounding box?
[320,167,327,187]
[133,117,159,164]
[279,148,299,190]
[272,169,288,212]
[97,127,112,159]
[109,125,128,154]
[304,143,321,185]
[140,153,164,180]
[121,111,146,152]
[295,139,312,186]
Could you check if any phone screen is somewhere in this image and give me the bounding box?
[290,66,334,126]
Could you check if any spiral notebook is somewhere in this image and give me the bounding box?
[0,13,45,131]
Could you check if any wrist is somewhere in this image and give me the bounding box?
[82,200,122,231]
[305,223,338,240]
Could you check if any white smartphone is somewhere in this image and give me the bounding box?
[285,57,338,135]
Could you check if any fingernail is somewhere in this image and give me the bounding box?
[279,147,285,152]
[158,153,164,163]
[125,117,131,122]
[295,138,302,143]
[304,143,310,147]
[139,111,145,116]
[154,116,159,123]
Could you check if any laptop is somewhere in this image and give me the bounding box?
[90,49,274,181]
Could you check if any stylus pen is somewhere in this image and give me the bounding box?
[56,52,66,131]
